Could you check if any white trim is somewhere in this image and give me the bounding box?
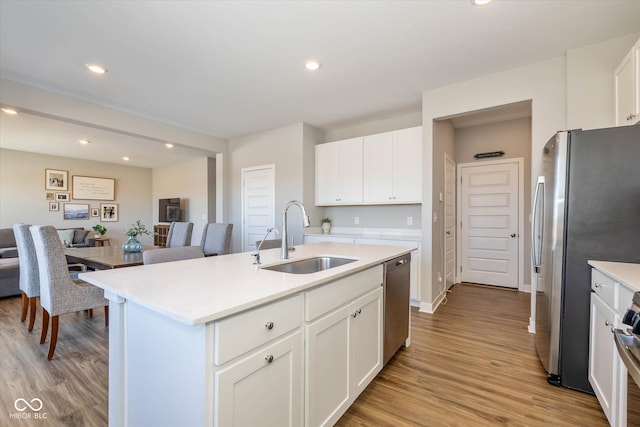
[444,153,456,290]
[456,157,525,290]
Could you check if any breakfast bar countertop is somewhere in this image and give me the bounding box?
[80,242,412,326]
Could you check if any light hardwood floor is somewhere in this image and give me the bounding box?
[0,284,607,426]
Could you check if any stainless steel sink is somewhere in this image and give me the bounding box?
[261,256,357,274]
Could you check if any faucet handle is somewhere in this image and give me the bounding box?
[251,253,261,265]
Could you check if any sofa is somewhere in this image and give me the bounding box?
[0,228,20,298]
[0,227,96,298]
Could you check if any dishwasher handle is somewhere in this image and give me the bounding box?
[385,254,411,273]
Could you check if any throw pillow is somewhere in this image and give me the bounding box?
[73,229,90,244]
[56,229,75,247]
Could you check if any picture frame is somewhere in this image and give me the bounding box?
[63,203,90,220]
[91,208,100,217]
[56,192,70,202]
[49,202,59,211]
[45,169,68,191]
[100,203,119,222]
[46,192,55,201]
[72,175,115,201]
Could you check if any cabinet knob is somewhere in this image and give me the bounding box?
[265,354,274,363]
[604,320,612,327]
[594,283,601,288]
[510,233,517,238]
[265,321,274,330]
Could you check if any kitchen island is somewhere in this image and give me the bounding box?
[80,242,412,427]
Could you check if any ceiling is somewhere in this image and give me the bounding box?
[1,1,639,168]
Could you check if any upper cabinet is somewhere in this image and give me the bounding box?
[315,126,422,206]
[614,37,640,126]
[364,126,422,204]
[315,137,363,205]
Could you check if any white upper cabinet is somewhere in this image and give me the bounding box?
[315,137,363,205]
[363,126,422,204]
[614,37,640,126]
[316,126,422,206]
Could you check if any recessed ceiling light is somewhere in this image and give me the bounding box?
[305,60,321,71]
[85,63,108,74]
[1,107,18,115]
[471,0,492,5]
[165,143,174,148]
[78,139,90,145]
[122,157,130,161]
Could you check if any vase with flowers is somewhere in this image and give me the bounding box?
[122,220,152,253]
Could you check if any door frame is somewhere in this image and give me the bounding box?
[444,153,456,291]
[456,157,525,290]
[241,164,275,252]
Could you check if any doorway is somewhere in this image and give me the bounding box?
[457,158,524,288]
[241,164,275,252]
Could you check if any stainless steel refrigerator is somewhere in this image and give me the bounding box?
[532,125,640,393]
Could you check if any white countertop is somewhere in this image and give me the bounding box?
[80,242,412,326]
[304,226,421,242]
[588,260,640,291]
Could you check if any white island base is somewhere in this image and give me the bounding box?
[83,243,412,427]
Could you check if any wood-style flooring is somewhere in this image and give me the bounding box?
[0,283,607,426]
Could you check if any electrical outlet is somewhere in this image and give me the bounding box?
[433,212,438,223]
[354,216,359,225]
[407,216,413,226]
[438,273,443,282]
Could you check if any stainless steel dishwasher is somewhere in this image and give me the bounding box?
[383,253,411,365]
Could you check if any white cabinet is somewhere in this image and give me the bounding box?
[214,331,303,427]
[615,37,640,126]
[304,266,383,427]
[315,137,363,205]
[589,292,619,426]
[363,126,422,204]
[589,267,628,427]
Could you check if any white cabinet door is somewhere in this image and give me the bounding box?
[214,331,303,427]
[393,126,422,203]
[315,138,363,205]
[363,131,394,203]
[615,38,640,126]
[363,126,422,204]
[305,304,352,427]
[350,287,383,397]
[589,292,618,426]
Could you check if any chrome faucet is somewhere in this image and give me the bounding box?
[281,200,310,260]
[252,227,279,265]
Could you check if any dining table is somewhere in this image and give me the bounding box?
[65,245,157,270]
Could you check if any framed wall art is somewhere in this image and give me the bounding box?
[49,202,59,211]
[63,203,90,220]
[72,175,115,200]
[91,208,100,217]
[46,192,55,201]
[100,203,119,222]
[56,192,70,202]
[45,169,68,191]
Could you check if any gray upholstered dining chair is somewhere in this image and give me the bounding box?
[30,225,108,360]
[200,223,233,256]
[13,224,41,332]
[166,222,194,247]
[142,246,205,265]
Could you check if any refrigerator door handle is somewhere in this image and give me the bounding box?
[532,176,545,273]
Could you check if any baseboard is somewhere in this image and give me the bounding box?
[418,290,446,314]
[519,283,532,293]
[528,317,536,334]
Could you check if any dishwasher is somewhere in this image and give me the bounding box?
[383,253,411,365]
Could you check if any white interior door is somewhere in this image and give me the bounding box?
[242,165,275,252]
[458,160,519,288]
[444,154,456,290]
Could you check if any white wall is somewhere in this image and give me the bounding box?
[324,109,421,142]
[228,123,324,253]
[152,157,214,245]
[567,33,640,130]
[421,56,567,312]
[0,148,153,246]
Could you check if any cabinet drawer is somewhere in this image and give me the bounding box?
[305,265,383,322]
[592,269,616,308]
[618,284,634,317]
[214,294,303,365]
